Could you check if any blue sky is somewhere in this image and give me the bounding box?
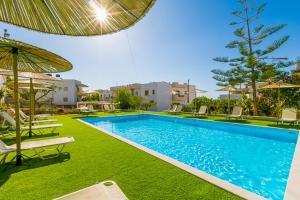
[1,0,299,98]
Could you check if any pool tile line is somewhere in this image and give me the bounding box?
[78,118,266,200]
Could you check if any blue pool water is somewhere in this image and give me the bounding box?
[81,114,298,200]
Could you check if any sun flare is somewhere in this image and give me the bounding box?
[89,0,108,23]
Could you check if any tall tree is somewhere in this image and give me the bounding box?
[212,0,295,115]
[211,67,245,88]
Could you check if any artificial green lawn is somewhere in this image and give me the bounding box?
[1,111,298,200]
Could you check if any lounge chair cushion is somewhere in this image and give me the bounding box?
[21,124,63,131]
[55,181,127,200]
[8,137,74,150]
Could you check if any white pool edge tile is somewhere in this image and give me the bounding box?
[78,118,266,200]
[284,131,300,200]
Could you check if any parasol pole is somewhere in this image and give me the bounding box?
[228,90,231,114]
[277,87,281,117]
[12,47,22,166]
[29,78,33,137]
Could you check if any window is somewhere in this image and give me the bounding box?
[178,90,185,97]
[63,97,68,102]
[152,90,155,95]
[58,87,62,91]
[63,87,68,91]
[144,90,149,96]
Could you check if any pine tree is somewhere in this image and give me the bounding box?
[212,0,295,115]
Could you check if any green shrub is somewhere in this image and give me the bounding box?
[141,101,157,111]
[182,104,193,112]
[114,87,132,109]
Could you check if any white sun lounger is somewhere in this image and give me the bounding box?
[194,105,208,116]
[17,108,51,119]
[226,106,243,119]
[0,136,74,164]
[103,104,111,112]
[16,112,57,125]
[80,105,97,114]
[55,180,128,200]
[278,108,298,125]
[20,118,57,125]
[0,111,62,135]
[103,104,116,112]
[175,105,183,112]
[167,105,177,113]
[9,108,52,121]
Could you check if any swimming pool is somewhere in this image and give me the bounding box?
[80,114,298,200]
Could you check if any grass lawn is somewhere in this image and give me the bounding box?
[0,111,298,200]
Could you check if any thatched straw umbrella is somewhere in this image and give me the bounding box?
[216,86,237,114]
[195,89,208,94]
[18,80,53,137]
[0,37,72,165]
[232,87,250,95]
[77,90,101,98]
[0,0,156,36]
[259,81,300,114]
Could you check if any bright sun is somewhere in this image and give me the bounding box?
[89,0,108,23]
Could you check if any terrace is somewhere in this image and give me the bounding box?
[1,111,299,199]
[0,0,299,200]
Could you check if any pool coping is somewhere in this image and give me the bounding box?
[77,117,266,200]
[285,134,300,200]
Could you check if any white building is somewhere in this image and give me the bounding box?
[171,82,197,104]
[49,79,88,106]
[110,81,199,111]
[96,89,113,102]
[111,82,172,111]
[139,82,172,111]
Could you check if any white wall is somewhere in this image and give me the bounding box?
[51,80,81,105]
[189,85,196,104]
[140,82,171,111]
[156,82,172,111]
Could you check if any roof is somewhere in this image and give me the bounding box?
[0,0,156,36]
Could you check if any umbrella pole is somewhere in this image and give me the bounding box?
[277,88,281,117]
[29,78,33,137]
[228,91,231,114]
[12,47,22,166]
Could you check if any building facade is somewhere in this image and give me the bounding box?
[111,82,172,111]
[171,82,197,105]
[97,89,113,102]
[110,81,198,111]
[49,79,88,106]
